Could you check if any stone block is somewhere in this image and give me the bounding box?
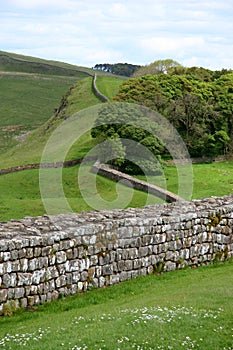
[103,264,113,275]
[99,276,106,288]
[81,271,88,282]
[56,251,67,264]
[42,246,52,256]
[26,248,34,259]
[34,247,41,257]
[2,273,17,288]
[0,289,7,302]
[124,260,133,271]
[20,298,28,308]
[164,261,176,271]
[18,272,32,286]
[139,246,148,257]
[55,275,66,288]
[110,274,119,285]
[28,258,38,271]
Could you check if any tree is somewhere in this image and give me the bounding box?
[133,59,181,77]
[166,93,221,157]
[114,68,232,158]
[92,63,141,77]
[91,103,165,174]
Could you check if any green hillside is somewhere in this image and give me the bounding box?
[0,52,232,222]
[95,75,126,100]
[0,50,94,76]
[0,73,79,151]
[0,51,123,155]
[0,64,163,221]
[0,50,95,152]
[0,76,101,168]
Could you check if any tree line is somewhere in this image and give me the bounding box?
[93,63,141,77]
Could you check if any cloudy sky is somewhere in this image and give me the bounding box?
[1,0,232,69]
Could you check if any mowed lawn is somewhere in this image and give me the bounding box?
[0,261,232,349]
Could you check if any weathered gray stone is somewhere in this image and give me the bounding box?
[18,272,32,286]
[110,274,119,285]
[32,269,46,284]
[2,273,17,288]
[99,276,106,287]
[0,289,7,302]
[124,260,132,270]
[26,248,34,258]
[103,264,113,275]
[0,195,233,311]
[56,251,67,264]
[46,266,59,279]
[139,246,148,257]
[80,271,88,282]
[55,275,66,288]
[164,261,176,271]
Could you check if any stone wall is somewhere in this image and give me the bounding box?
[93,161,184,202]
[0,195,233,314]
[0,156,96,176]
[92,74,109,102]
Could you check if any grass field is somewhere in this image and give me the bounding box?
[0,74,79,151]
[0,50,124,155]
[95,75,126,100]
[0,74,78,128]
[0,77,103,168]
[0,260,232,349]
[0,161,232,222]
[0,69,126,167]
[141,161,233,200]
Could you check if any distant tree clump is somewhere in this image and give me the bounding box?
[133,59,181,77]
[93,63,141,77]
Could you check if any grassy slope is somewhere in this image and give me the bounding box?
[0,50,123,153]
[95,75,126,100]
[0,69,164,221]
[0,261,232,349]
[0,74,78,151]
[0,76,101,168]
[0,50,94,76]
[0,70,138,221]
[0,50,98,152]
[0,74,78,128]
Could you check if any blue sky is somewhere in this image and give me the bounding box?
[0,0,232,69]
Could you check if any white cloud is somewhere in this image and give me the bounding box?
[140,37,206,55]
[0,0,232,69]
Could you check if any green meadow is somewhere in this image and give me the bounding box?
[0,261,232,349]
[0,161,232,222]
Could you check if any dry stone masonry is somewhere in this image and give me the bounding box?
[0,195,233,314]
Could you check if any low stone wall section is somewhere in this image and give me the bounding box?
[93,161,184,202]
[92,74,109,102]
[0,195,233,313]
[0,156,96,176]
